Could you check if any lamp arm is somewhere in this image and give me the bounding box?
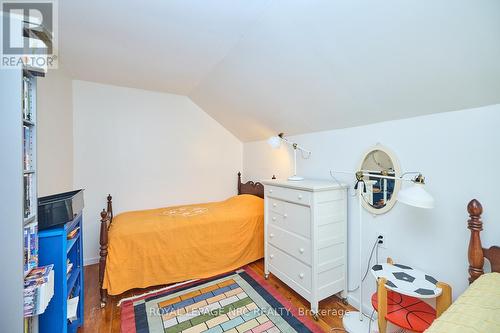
[400,171,423,178]
[295,145,311,154]
[280,137,311,154]
[332,170,421,183]
[361,173,411,182]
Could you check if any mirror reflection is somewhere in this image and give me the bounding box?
[360,150,396,210]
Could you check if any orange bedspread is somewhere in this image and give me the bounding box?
[103,194,264,295]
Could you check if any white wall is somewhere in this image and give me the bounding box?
[37,68,74,196]
[243,104,500,312]
[72,80,243,264]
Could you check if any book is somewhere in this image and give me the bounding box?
[24,227,29,274]
[23,174,35,219]
[67,227,80,239]
[23,175,29,218]
[23,222,38,276]
[22,77,28,120]
[67,296,79,322]
[67,258,73,277]
[22,77,32,121]
[24,264,52,288]
[28,224,38,271]
[23,125,32,170]
[24,265,54,317]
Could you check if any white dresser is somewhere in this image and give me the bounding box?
[261,179,348,318]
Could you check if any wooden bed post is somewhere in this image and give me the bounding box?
[467,199,484,284]
[99,209,109,308]
[99,194,113,308]
[107,194,113,220]
[237,172,242,194]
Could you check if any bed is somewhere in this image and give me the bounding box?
[424,199,500,332]
[98,173,266,307]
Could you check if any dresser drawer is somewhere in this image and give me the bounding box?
[266,185,311,206]
[268,245,311,292]
[268,224,311,265]
[268,200,311,238]
[268,198,285,214]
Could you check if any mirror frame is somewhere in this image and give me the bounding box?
[358,144,401,215]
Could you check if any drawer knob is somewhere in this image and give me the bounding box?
[269,189,273,193]
[283,213,288,218]
[270,254,274,259]
[298,194,303,200]
[273,203,277,207]
[272,217,277,221]
[299,273,304,279]
[270,233,274,238]
[299,248,304,254]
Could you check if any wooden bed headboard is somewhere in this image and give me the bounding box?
[467,199,500,283]
[237,172,266,199]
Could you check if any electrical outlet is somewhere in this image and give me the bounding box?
[378,233,387,249]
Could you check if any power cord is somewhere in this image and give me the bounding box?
[348,236,382,292]
[368,308,376,333]
[367,238,385,333]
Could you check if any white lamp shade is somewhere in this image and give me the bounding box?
[267,136,282,149]
[398,183,434,209]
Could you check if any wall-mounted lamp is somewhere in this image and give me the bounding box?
[267,133,311,181]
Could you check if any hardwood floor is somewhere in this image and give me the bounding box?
[79,259,354,332]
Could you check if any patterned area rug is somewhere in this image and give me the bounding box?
[121,267,323,333]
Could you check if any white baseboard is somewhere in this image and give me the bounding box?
[84,257,99,266]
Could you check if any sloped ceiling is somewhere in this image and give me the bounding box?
[60,0,500,142]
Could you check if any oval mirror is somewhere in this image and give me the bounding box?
[358,144,401,215]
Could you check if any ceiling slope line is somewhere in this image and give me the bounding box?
[187,0,274,97]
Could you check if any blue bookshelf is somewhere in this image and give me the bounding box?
[38,213,84,333]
